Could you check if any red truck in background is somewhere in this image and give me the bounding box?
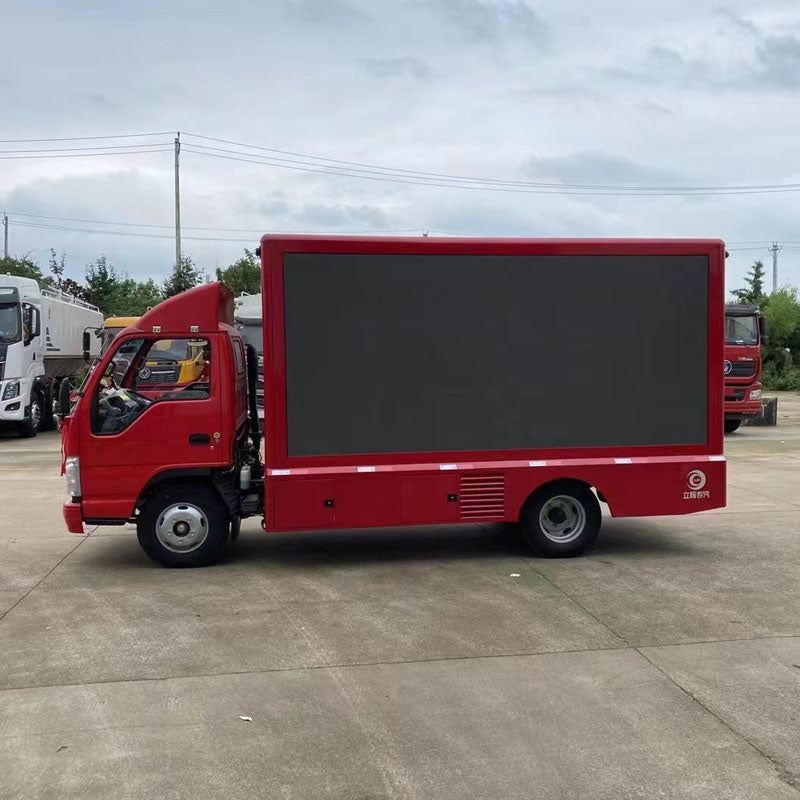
[60,236,726,567]
[724,304,767,433]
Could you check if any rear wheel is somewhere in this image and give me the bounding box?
[520,481,601,557]
[137,482,229,567]
[40,380,59,431]
[724,419,741,434]
[17,391,43,438]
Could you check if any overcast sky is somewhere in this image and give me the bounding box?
[2,0,799,295]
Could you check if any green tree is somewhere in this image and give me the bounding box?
[0,255,48,283]
[216,249,261,295]
[123,278,163,315]
[764,287,800,348]
[163,254,202,298]
[85,255,123,314]
[48,249,66,289]
[61,277,89,301]
[731,260,767,306]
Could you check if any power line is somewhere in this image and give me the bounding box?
[182,144,800,197]
[182,132,800,195]
[0,132,173,144]
[5,211,424,235]
[0,142,172,155]
[9,219,429,242]
[0,148,172,160]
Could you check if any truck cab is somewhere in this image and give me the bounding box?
[724,304,766,433]
[61,283,259,565]
[0,277,43,436]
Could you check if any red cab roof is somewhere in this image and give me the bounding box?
[134,282,234,335]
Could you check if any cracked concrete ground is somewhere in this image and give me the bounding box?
[1,395,799,799]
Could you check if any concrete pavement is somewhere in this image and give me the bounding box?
[1,397,799,799]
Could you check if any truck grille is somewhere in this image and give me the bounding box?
[139,364,181,385]
[459,474,506,519]
[725,361,756,377]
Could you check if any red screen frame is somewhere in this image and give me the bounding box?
[261,236,725,470]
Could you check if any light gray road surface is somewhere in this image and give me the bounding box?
[1,396,799,799]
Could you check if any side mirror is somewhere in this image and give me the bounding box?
[758,316,768,346]
[31,308,41,338]
[82,330,91,361]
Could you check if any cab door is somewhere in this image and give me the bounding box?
[79,333,227,520]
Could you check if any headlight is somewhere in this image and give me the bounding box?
[65,457,81,498]
[750,388,762,400]
[3,381,20,400]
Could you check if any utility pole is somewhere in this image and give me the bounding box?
[2,213,7,258]
[770,241,782,294]
[174,133,181,269]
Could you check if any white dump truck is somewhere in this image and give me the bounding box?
[0,275,102,437]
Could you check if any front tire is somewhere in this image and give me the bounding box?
[724,419,741,434]
[17,391,43,438]
[520,481,601,557]
[137,482,229,567]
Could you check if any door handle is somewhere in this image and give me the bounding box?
[189,433,211,446]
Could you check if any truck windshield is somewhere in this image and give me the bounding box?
[0,303,21,343]
[725,315,759,345]
[101,327,123,355]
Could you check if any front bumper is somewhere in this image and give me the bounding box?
[725,382,762,418]
[63,501,84,534]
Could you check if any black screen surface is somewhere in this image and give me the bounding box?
[283,253,708,456]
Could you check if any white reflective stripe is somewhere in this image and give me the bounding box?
[439,464,457,470]
[708,455,726,462]
[529,460,547,467]
[614,458,633,464]
[357,466,376,472]
[270,469,291,476]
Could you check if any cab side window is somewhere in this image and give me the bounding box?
[134,338,211,399]
[91,337,212,435]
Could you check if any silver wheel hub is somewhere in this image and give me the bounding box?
[539,495,586,543]
[156,503,209,553]
[31,398,41,429]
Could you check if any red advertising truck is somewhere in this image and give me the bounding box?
[61,236,726,566]
[724,304,766,433]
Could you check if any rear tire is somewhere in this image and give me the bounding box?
[40,380,58,431]
[137,482,229,567]
[724,419,741,434]
[17,391,43,438]
[520,481,601,557]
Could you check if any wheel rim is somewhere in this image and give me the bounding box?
[30,397,41,430]
[156,503,209,553]
[539,495,586,543]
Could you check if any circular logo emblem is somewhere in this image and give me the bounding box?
[138,366,151,380]
[724,359,732,376]
[687,470,707,490]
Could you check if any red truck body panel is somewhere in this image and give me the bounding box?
[259,236,727,529]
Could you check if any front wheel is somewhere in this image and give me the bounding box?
[724,419,741,434]
[520,481,601,557]
[17,391,43,438]
[137,482,229,567]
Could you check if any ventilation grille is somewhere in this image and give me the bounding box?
[459,473,506,519]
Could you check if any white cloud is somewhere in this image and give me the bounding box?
[0,0,799,293]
